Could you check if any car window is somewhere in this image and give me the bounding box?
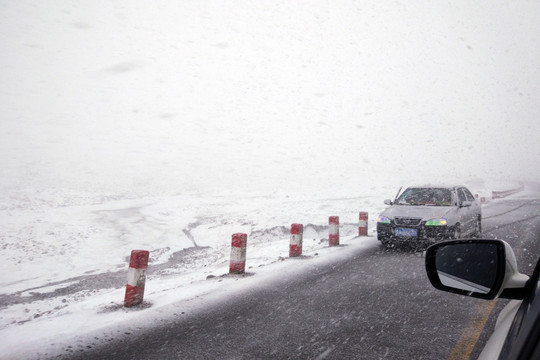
[457,189,468,204]
[463,188,476,202]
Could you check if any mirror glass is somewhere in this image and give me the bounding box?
[435,243,499,294]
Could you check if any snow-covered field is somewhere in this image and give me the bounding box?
[0,178,529,359]
[1,0,540,359]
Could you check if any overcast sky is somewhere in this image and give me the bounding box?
[1,0,539,197]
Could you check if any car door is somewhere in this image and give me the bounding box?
[497,256,540,359]
[463,187,480,230]
[456,188,473,234]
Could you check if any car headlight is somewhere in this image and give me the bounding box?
[377,216,391,224]
[425,218,448,226]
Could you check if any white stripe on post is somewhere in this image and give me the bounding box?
[124,250,149,307]
[289,223,304,257]
[329,216,339,246]
[358,212,368,236]
[230,233,247,274]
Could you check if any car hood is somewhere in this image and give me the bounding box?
[380,205,453,220]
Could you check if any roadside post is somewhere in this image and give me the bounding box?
[230,233,248,274]
[289,223,304,257]
[329,216,339,246]
[124,250,149,307]
[359,212,368,236]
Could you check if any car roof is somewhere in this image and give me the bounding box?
[404,185,464,189]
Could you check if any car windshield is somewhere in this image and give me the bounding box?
[396,188,453,206]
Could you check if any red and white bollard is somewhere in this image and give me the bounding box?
[329,216,339,246]
[124,250,149,307]
[230,233,248,274]
[289,223,304,257]
[358,212,368,236]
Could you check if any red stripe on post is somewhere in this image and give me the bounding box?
[329,216,339,224]
[290,223,304,257]
[125,284,144,306]
[329,216,339,246]
[129,250,150,269]
[358,211,368,236]
[291,223,303,235]
[124,250,149,307]
[230,233,247,274]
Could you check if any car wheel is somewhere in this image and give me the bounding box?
[378,234,392,247]
[452,224,461,239]
[473,217,482,238]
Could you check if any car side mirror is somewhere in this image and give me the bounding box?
[460,201,472,207]
[384,199,393,205]
[425,239,529,300]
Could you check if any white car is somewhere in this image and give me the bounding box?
[425,239,539,359]
[377,186,482,248]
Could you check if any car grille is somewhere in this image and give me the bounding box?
[394,217,422,226]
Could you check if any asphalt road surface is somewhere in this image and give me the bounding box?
[66,195,540,360]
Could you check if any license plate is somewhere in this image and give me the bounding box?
[395,227,418,237]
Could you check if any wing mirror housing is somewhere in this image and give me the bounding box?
[384,199,393,205]
[460,200,472,207]
[425,239,529,300]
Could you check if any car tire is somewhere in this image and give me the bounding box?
[378,234,392,247]
[452,224,461,239]
[473,217,482,238]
